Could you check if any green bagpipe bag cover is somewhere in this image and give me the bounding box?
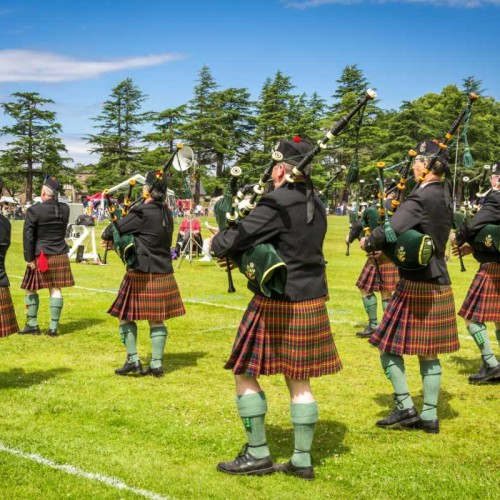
[383,229,434,271]
[472,224,500,253]
[362,206,379,231]
[232,243,287,298]
[453,211,466,230]
[111,225,137,268]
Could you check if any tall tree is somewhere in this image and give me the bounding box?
[462,76,485,96]
[326,64,379,188]
[86,78,150,189]
[0,92,70,201]
[144,104,188,152]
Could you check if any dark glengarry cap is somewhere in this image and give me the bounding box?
[490,162,500,174]
[44,176,61,192]
[145,170,168,196]
[415,139,449,165]
[272,136,314,166]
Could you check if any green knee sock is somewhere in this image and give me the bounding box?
[236,392,270,459]
[380,352,414,410]
[290,402,318,468]
[119,322,138,363]
[49,297,63,331]
[420,359,442,421]
[382,299,389,311]
[362,294,378,328]
[150,325,167,369]
[25,294,39,327]
[495,329,500,351]
[467,323,498,368]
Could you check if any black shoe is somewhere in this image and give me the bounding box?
[217,444,274,476]
[18,325,41,335]
[356,324,377,338]
[401,417,440,434]
[114,360,143,375]
[468,363,500,384]
[274,460,314,480]
[376,406,420,428]
[45,329,57,337]
[141,366,165,378]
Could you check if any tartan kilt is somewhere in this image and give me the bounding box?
[108,270,185,321]
[356,255,399,294]
[369,279,459,356]
[458,262,500,322]
[224,295,342,379]
[21,254,74,290]
[0,287,19,337]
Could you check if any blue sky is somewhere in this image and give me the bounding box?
[0,0,499,165]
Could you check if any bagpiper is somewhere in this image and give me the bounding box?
[454,161,500,383]
[361,140,460,434]
[212,138,342,480]
[0,176,19,338]
[19,176,74,337]
[102,171,185,377]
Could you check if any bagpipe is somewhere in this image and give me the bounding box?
[363,93,479,271]
[103,145,195,267]
[103,180,138,268]
[453,165,490,229]
[214,89,377,294]
[461,164,500,254]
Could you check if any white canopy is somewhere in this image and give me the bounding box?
[0,196,20,204]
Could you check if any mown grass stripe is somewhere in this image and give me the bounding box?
[0,442,172,500]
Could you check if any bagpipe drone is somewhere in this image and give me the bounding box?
[362,93,479,271]
[214,89,377,294]
[103,144,195,267]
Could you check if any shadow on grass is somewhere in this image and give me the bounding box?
[59,317,107,336]
[267,419,349,460]
[449,355,481,374]
[373,389,459,421]
[140,351,207,374]
[0,367,72,389]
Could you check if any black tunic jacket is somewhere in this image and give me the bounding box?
[365,181,453,285]
[455,189,500,264]
[23,200,70,262]
[102,201,173,274]
[211,183,328,301]
[0,214,11,286]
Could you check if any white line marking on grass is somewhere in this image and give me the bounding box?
[0,442,172,500]
[10,276,483,335]
[11,276,246,310]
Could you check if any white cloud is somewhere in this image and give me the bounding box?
[284,0,500,7]
[60,134,97,166]
[0,50,185,83]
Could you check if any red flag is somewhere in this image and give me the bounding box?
[38,250,49,273]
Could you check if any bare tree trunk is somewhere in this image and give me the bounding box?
[26,159,33,202]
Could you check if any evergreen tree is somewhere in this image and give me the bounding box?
[182,66,255,199]
[144,104,188,152]
[462,76,485,96]
[0,92,70,201]
[254,71,297,153]
[86,78,150,189]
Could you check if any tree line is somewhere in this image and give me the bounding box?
[1,65,499,203]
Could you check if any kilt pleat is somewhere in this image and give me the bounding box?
[0,287,18,337]
[356,257,399,294]
[108,270,185,321]
[458,262,500,322]
[21,254,74,290]
[369,279,459,356]
[225,295,342,379]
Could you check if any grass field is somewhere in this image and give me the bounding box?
[0,217,499,500]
